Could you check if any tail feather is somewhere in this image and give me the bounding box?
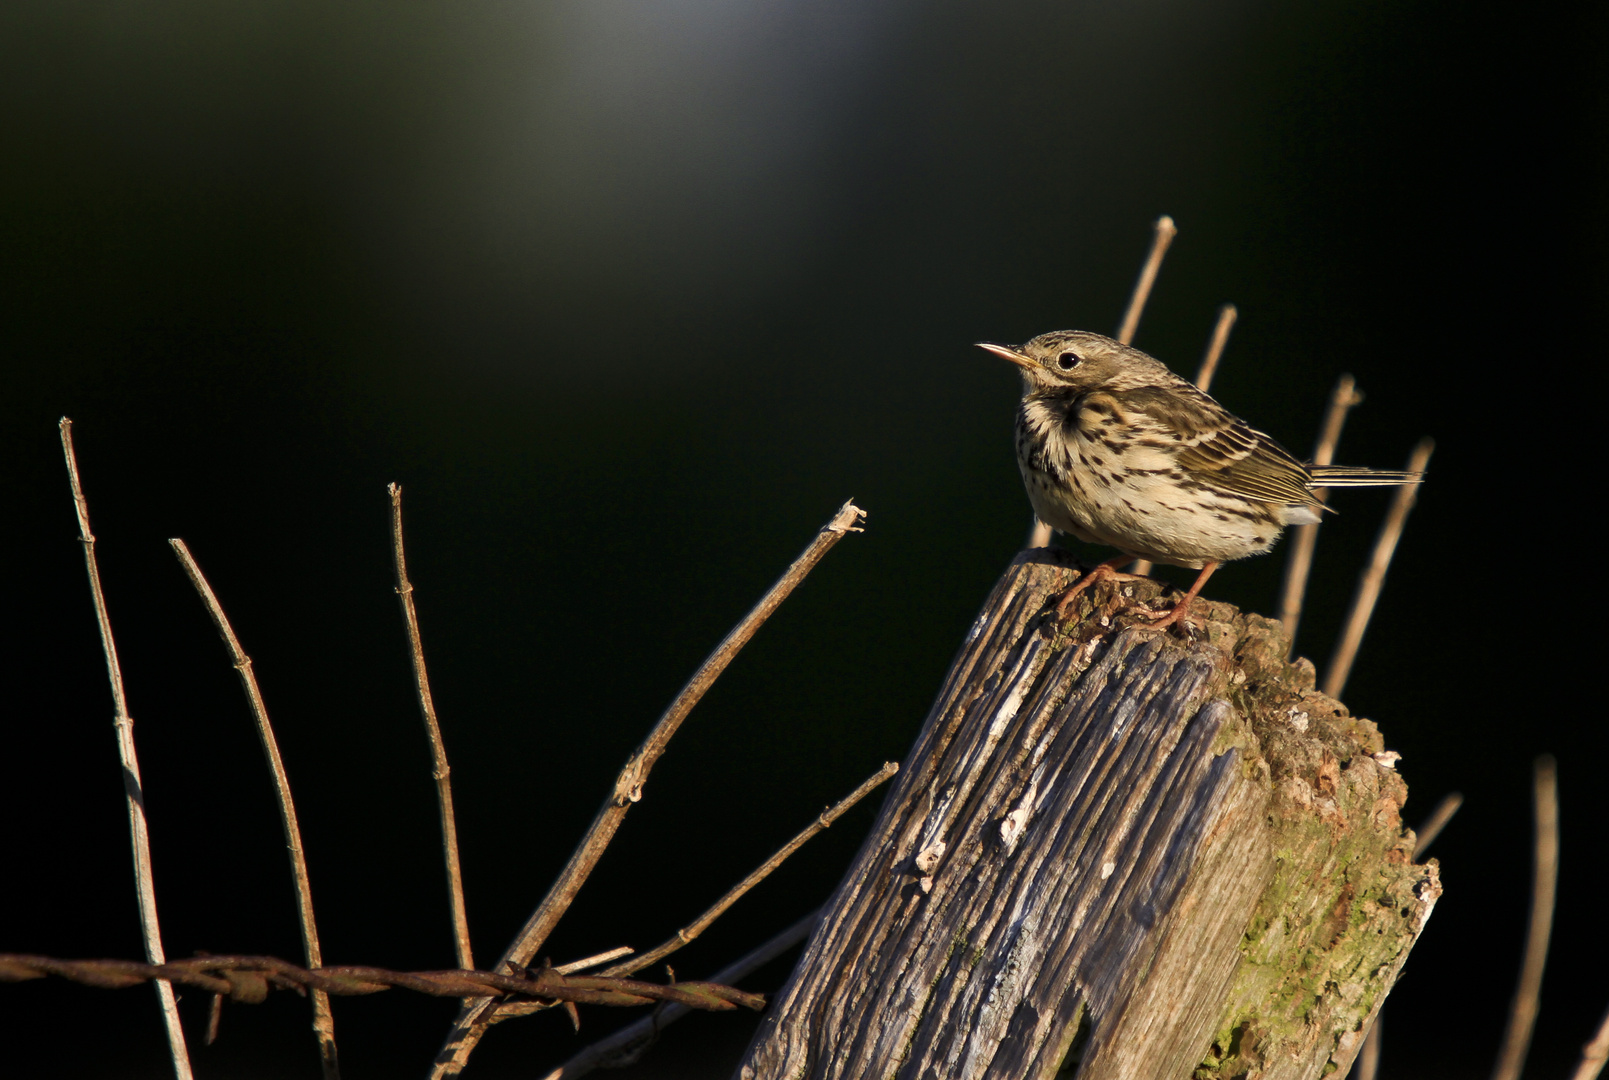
[1307,465,1423,487]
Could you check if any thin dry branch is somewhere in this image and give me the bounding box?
[430,500,867,1078]
[1321,437,1434,699]
[1356,1014,1381,1080]
[540,911,821,1080]
[490,761,892,1027]
[1573,1002,1609,1080]
[1132,302,1236,574]
[602,761,897,980]
[1030,215,1179,551]
[1356,791,1464,1079]
[1278,375,1365,654]
[555,948,634,976]
[389,483,474,971]
[1491,755,1560,1080]
[1412,792,1464,860]
[1115,214,1177,346]
[169,539,340,1080]
[1191,303,1238,393]
[58,418,194,1080]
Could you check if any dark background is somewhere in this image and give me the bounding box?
[3,1,1604,1077]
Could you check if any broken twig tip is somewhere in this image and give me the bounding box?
[829,500,868,534]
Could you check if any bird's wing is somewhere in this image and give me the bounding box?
[1111,384,1317,507]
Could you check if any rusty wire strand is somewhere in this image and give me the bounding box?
[0,954,764,1014]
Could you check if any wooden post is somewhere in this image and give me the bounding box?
[737,550,1440,1080]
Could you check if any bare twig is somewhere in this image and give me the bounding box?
[1278,375,1365,654]
[1115,214,1177,346]
[58,419,194,1080]
[1191,303,1238,394]
[486,756,892,1031]
[1573,1001,1609,1080]
[1321,437,1434,699]
[389,483,474,970]
[1491,755,1560,1080]
[1030,215,1179,551]
[1355,791,1463,1079]
[0,953,762,1012]
[555,948,634,976]
[602,761,897,980]
[430,501,867,1078]
[1356,1013,1381,1080]
[169,539,341,1080]
[1132,303,1237,574]
[540,911,821,1080]
[1412,792,1464,860]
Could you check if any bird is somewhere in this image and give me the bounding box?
[977,330,1421,629]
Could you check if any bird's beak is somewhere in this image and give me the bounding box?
[976,342,1035,370]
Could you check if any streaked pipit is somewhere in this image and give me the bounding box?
[979,330,1420,629]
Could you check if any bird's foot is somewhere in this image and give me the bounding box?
[1132,597,1201,635]
[1129,560,1219,636]
[1053,556,1150,621]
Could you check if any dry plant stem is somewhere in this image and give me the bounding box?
[1357,793,1462,1080]
[487,758,894,1032]
[540,911,821,1080]
[1279,375,1365,654]
[1356,1014,1381,1080]
[1132,302,1237,575]
[169,538,341,1080]
[1573,1002,1609,1080]
[1026,518,1053,550]
[1115,214,1177,345]
[1321,437,1433,698]
[554,947,634,976]
[58,418,195,1080]
[1035,215,1177,553]
[430,500,867,1078]
[1491,755,1560,1080]
[602,761,898,980]
[389,482,474,971]
[1412,792,1463,860]
[1191,303,1239,394]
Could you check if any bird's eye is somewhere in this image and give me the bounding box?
[1056,351,1081,371]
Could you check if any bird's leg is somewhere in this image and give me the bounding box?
[1137,561,1219,630]
[1054,554,1149,621]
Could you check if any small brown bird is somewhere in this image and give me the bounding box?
[979,330,1420,628]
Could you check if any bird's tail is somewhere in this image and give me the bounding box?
[1307,465,1424,487]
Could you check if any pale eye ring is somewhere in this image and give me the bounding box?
[1056,351,1081,371]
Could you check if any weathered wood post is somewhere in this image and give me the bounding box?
[737,549,1440,1080]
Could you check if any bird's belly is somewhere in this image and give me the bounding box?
[1020,457,1284,569]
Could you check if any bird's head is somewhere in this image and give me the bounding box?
[977,330,1170,394]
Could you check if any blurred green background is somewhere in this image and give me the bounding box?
[3,1,1604,1077]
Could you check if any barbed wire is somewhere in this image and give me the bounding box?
[0,953,764,1014]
